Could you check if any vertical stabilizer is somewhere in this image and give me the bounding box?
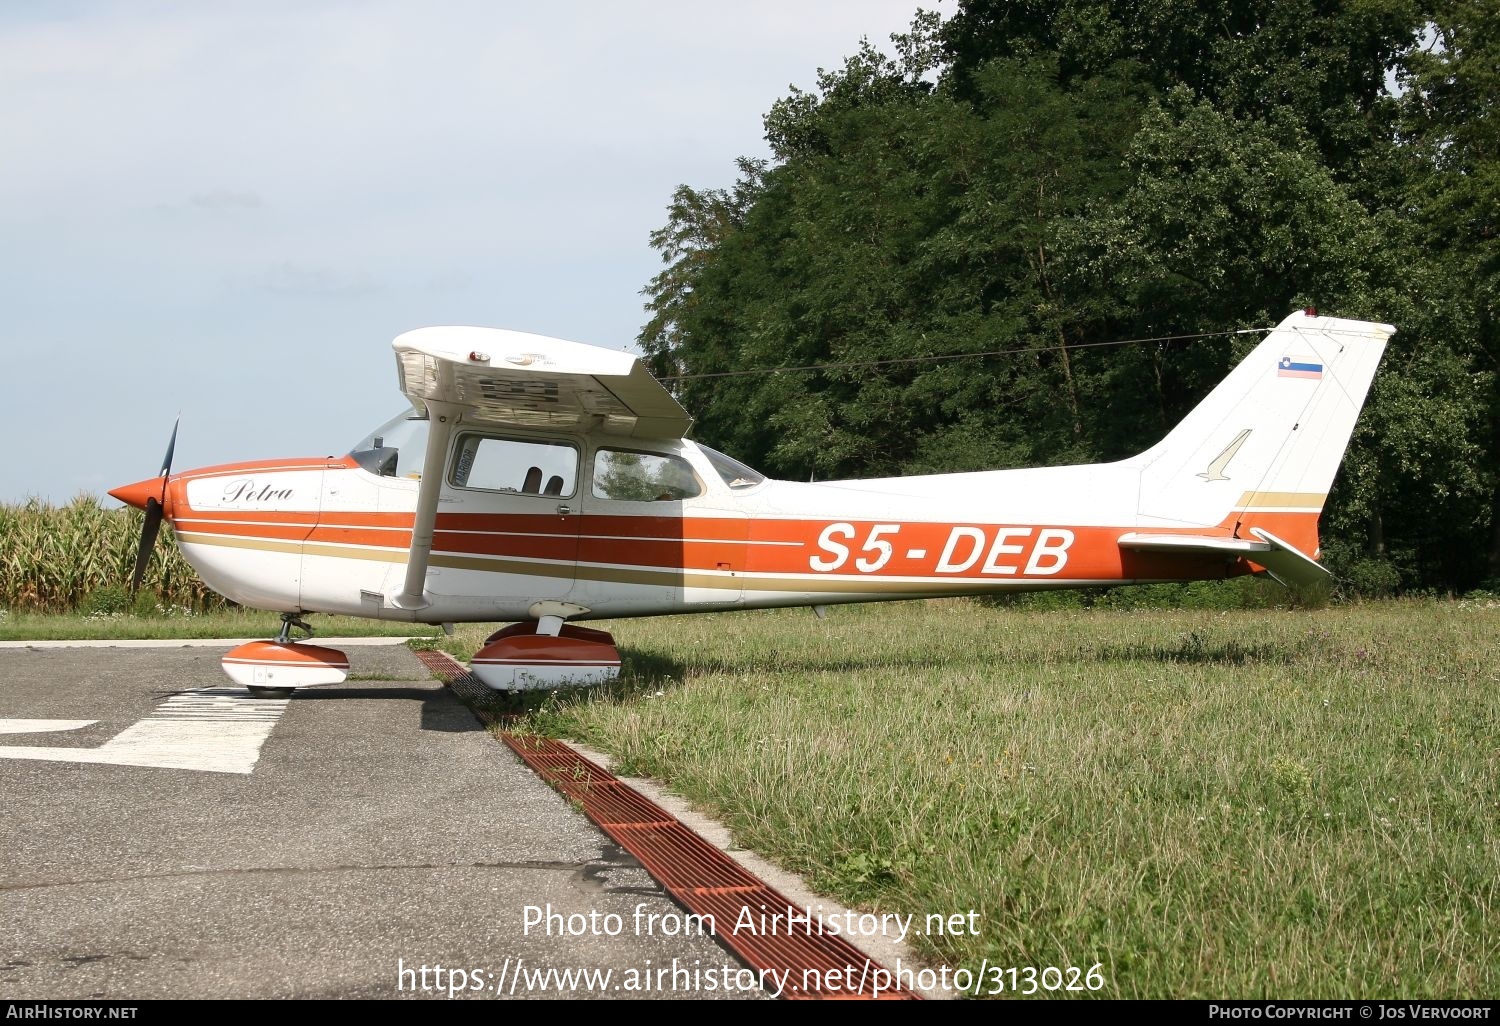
[1132,311,1392,556]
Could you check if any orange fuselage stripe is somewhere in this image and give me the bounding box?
[167,463,1318,584]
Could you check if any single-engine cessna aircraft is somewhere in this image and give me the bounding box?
[111,309,1391,696]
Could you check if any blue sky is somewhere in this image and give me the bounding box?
[1,0,931,503]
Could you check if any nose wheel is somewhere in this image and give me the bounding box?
[223,613,350,697]
[247,685,296,699]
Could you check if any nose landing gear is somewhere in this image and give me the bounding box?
[222,613,350,698]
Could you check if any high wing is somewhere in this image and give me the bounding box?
[388,327,692,610]
[392,326,691,439]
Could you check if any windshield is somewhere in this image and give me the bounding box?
[697,443,766,490]
[349,408,430,479]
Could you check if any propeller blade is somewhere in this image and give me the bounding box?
[131,497,164,595]
[158,415,180,482]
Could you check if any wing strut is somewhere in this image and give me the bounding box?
[393,401,459,611]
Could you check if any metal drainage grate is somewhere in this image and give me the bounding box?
[415,648,918,1001]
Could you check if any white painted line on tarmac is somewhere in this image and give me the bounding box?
[0,719,97,735]
[0,688,290,774]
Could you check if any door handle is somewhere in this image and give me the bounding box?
[556,504,572,515]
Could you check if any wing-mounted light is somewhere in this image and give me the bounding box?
[397,351,441,399]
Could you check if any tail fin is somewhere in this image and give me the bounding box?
[1132,310,1392,558]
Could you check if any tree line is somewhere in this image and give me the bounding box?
[639,1,1498,594]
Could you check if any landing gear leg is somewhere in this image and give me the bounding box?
[249,615,316,694]
[275,613,314,644]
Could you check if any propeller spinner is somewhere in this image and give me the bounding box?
[108,417,180,595]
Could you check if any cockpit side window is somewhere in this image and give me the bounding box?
[349,409,430,479]
[592,448,703,502]
[450,434,578,497]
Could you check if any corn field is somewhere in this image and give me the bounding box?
[0,497,226,613]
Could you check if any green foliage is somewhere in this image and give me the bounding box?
[646,43,1147,480]
[822,850,902,903]
[1267,755,1316,819]
[641,1,1500,594]
[1344,559,1402,600]
[82,584,133,616]
[941,0,1423,184]
[983,576,1296,611]
[1397,1,1500,583]
[0,496,226,613]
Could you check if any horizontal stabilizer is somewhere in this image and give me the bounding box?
[1117,533,1269,556]
[1117,528,1332,591]
[1244,527,1332,591]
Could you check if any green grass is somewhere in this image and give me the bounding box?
[0,608,438,642]
[450,597,1499,999]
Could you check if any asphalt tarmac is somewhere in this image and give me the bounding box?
[0,644,764,999]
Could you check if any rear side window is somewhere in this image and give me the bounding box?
[450,435,578,497]
[592,449,702,501]
[699,444,766,489]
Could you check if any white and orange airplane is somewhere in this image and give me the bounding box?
[111,310,1391,696]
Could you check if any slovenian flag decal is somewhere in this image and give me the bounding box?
[1277,356,1323,380]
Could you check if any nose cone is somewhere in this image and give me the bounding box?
[109,476,163,512]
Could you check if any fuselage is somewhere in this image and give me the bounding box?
[139,432,1305,624]
[108,312,1395,641]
